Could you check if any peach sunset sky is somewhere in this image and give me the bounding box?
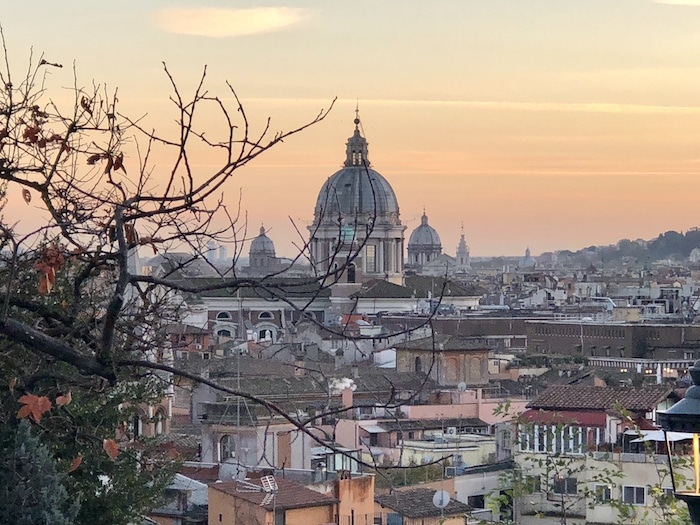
[5,1,700,257]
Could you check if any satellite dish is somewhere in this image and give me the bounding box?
[457,382,467,392]
[432,490,450,509]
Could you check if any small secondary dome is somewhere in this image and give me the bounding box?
[408,213,441,248]
[407,211,442,267]
[250,226,275,256]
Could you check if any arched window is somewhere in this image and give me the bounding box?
[347,263,356,284]
[415,356,422,373]
[259,329,272,341]
[154,409,166,436]
[258,311,274,320]
[219,435,235,460]
[216,311,232,320]
[132,413,143,438]
[217,329,232,338]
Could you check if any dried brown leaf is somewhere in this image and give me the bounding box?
[68,455,82,473]
[103,438,119,461]
[56,391,72,407]
[17,393,52,422]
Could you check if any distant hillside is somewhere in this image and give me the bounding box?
[551,228,700,266]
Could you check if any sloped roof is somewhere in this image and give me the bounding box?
[216,369,438,399]
[394,334,489,352]
[174,276,332,299]
[376,488,471,518]
[527,385,671,412]
[376,417,488,433]
[352,279,414,299]
[211,478,337,511]
[166,324,209,335]
[404,275,479,298]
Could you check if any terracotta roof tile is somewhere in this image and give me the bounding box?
[210,478,337,511]
[527,385,671,412]
[376,488,471,518]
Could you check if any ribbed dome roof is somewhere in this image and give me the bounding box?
[250,226,275,256]
[408,213,441,247]
[314,166,399,223]
[313,116,400,225]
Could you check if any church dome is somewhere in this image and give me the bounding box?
[250,226,275,256]
[518,247,536,269]
[408,213,441,249]
[313,117,400,226]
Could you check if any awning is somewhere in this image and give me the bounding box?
[359,424,386,434]
[628,430,694,443]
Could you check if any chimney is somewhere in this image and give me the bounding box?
[334,349,344,370]
[342,386,354,410]
[351,364,359,379]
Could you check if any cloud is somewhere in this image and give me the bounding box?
[153,7,307,38]
[243,97,700,115]
[652,0,700,5]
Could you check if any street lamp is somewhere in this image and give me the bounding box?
[658,359,700,524]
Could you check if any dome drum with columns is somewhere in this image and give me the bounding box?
[309,113,406,285]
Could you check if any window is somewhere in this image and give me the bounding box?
[347,263,356,283]
[216,311,232,320]
[154,409,166,435]
[595,484,611,503]
[258,311,273,320]
[220,435,235,460]
[365,245,376,272]
[414,356,422,373]
[217,329,232,338]
[525,475,541,493]
[552,477,577,495]
[623,486,645,505]
[468,494,486,508]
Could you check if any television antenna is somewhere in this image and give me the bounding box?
[237,475,279,506]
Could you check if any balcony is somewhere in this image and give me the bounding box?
[591,451,667,464]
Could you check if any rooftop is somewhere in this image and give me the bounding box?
[527,385,671,412]
[210,477,337,511]
[376,488,472,518]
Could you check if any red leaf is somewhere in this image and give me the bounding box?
[22,189,31,204]
[56,391,72,407]
[68,455,82,473]
[17,393,52,422]
[103,439,119,461]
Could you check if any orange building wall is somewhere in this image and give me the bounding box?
[337,476,374,519]
[208,488,267,525]
[285,505,334,525]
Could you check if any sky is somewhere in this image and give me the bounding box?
[5,1,700,257]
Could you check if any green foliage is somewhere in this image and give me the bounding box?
[374,462,445,490]
[0,420,79,525]
[0,358,176,525]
